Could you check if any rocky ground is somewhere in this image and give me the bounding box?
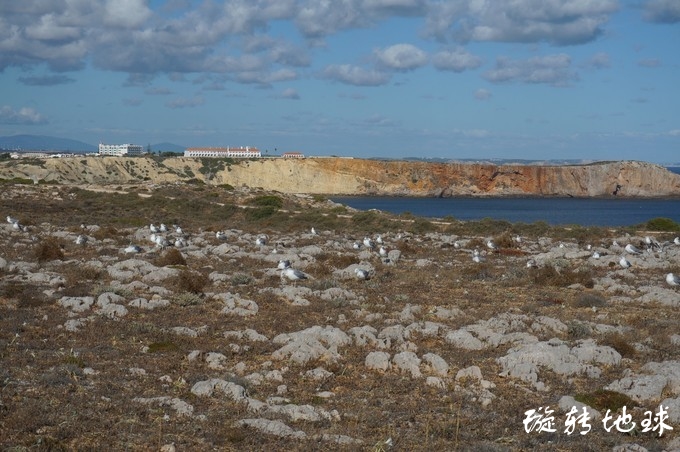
[1,183,679,451]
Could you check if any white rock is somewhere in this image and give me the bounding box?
[392,351,422,378]
[365,351,391,372]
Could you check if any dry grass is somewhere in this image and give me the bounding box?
[0,183,677,451]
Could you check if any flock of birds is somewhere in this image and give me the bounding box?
[5,215,680,288]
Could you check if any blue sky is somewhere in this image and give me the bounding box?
[0,0,678,162]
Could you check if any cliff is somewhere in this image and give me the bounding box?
[1,156,679,197]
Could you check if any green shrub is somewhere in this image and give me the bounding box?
[644,217,680,232]
[249,195,283,208]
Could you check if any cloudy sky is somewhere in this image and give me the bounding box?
[1,0,678,162]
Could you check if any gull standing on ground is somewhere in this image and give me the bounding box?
[255,235,268,246]
[150,224,159,233]
[280,267,308,284]
[375,235,383,245]
[353,241,361,250]
[355,268,370,280]
[75,234,88,245]
[592,251,601,259]
[6,215,18,225]
[619,256,632,269]
[645,236,662,251]
[277,259,291,270]
[311,227,317,235]
[159,223,168,233]
[124,244,143,254]
[625,244,642,255]
[666,273,680,286]
[526,258,538,269]
[363,236,375,250]
[216,231,227,240]
[486,239,497,251]
[174,225,184,235]
[379,246,388,257]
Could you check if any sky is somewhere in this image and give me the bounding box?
[0,0,679,163]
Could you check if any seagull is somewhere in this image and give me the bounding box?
[513,235,522,244]
[174,225,184,235]
[592,251,601,259]
[363,237,375,249]
[667,273,680,286]
[586,244,593,251]
[625,244,642,255]
[354,268,370,280]
[472,254,485,263]
[453,241,461,249]
[149,233,158,244]
[375,235,383,245]
[150,223,159,233]
[155,235,169,248]
[379,246,388,257]
[645,236,662,251]
[75,234,88,245]
[310,227,317,235]
[123,244,143,254]
[280,267,308,283]
[6,215,18,224]
[277,259,291,270]
[174,237,186,248]
[352,241,361,250]
[255,235,268,246]
[486,240,497,251]
[216,231,227,240]
[619,256,632,269]
[674,237,680,246]
[526,258,538,268]
[159,223,168,233]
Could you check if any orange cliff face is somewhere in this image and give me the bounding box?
[0,157,678,197]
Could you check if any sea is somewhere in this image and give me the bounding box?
[330,167,680,227]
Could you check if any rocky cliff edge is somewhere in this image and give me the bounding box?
[1,157,678,197]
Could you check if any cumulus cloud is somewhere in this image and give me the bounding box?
[166,96,205,109]
[483,54,578,86]
[374,44,428,71]
[0,105,47,125]
[18,75,75,86]
[432,47,482,72]
[643,0,680,23]
[425,0,618,45]
[322,64,390,86]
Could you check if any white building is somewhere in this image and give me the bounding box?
[98,143,144,157]
[184,146,261,158]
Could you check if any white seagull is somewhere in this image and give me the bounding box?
[363,237,375,249]
[124,244,143,254]
[674,237,680,246]
[592,251,601,259]
[6,215,18,224]
[277,259,291,270]
[666,273,680,286]
[75,234,88,245]
[216,231,227,240]
[526,259,538,269]
[625,244,642,255]
[379,246,388,257]
[159,223,168,232]
[174,225,184,235]
[280,267,308,283]
[645,236,662,251]
[255,235,268,246]
[174,237,186,248]
[352,241,361,250]
[619,256,632,269]
[354,268,370,280]
[150,223,159,233]
[486,240,497,251]
[375,235,383,244]
[310,227,317,235]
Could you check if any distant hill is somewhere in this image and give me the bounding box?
[0,134,97,153]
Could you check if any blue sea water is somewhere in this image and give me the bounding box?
[330,196,680,227]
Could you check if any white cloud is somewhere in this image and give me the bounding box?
[424,0,618,45]
[483,54,578,87]
[583,52,611,69]
[104,0,152,28]
[166,96,205,109]
[322,64,390,86]
[279,88,300,99]
[474,88,491,100]
[432,47,482,72]
[643,0,680,23]
[0,105,47,125]
[374,44,428,71]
